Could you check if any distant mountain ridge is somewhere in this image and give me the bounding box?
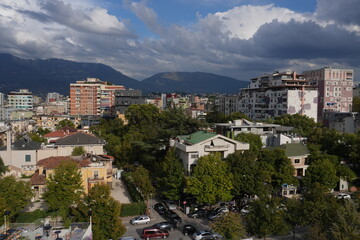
[142,72,248,94]
[0,53,248,95]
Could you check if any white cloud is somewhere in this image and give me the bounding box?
[198,4,310,39]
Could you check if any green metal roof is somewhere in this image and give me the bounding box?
[279,143,310,157]
[178,131,216,144]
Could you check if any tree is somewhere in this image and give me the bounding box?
[185,154,233,205]
[271,114,319,137]
[210,212,247,240]
[156,148,185,200]
[56,119,75,129]
[131,166,155,200]
[257,149,298,193]
[245,197,289,240]
[303,158,339,191]
[283,198,305,240]
[0,176,33,223]
[353,96,360,112]
[226,151,271,198]
[235,132,263,153]
[71,146,86,156]
[0,156,8,176]
[43,161,83,220]
[87,184,126,240]
[330,200,360,240]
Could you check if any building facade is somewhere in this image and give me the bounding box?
[69,78,125,117]
[171,131,249,174]
[114,89,145,115]
[215,95,237,115]
[303,67,354,122]
[237,71,318,121]
[7,89,33,110]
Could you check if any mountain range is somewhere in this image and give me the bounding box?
[0,53,248,95]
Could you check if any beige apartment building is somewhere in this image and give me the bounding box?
[70,78,125,117]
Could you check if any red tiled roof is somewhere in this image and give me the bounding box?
[44,130,68,138]
[30,171,46,185]
[37,156,76,169]
[37,156,92,169]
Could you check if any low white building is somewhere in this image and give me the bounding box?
[171,131,249,174]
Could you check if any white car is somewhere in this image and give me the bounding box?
[164,200,177,210]
[130,215,150,225]
[337,193,351,199]
[192,230,222,240]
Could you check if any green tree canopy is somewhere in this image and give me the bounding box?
[0,176,33,223]
[235,132,263,153]
[156,147,185,200]
[330,200,360,240]
[245,197,289,239]
[43,161,83,219]
[226,151,271,198]
[56,119,75,129]
[257,148,298,192]
[71,146,86,156]
[88,184,126,240]
[131,166,155,199]
[185,154,233,205]
[302,158,339,191]
[210,212,247,240]
[270,113,319,137]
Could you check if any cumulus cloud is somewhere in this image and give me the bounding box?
[0,0,359,81]
[316,0,360,26]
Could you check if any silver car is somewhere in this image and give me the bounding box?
[130,215,150,225]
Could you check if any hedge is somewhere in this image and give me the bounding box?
[122,171,144,202]
[120,202,147,217]
[15,209,48,223]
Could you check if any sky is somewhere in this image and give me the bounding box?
[0,0,359,82]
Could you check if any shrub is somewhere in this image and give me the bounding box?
[15,209,48,223]
[120,202,146,217]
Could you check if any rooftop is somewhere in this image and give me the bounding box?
[278,143,310,157]
[178,131,216,144]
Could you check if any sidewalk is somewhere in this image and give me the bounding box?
[111,177,132,204]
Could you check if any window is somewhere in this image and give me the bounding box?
[25,155,31,162]
[294,159,300,164]
[191,154,199,159]
[94,170,99,179]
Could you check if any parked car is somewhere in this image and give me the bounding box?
[183,224,197,236]
[208,207,229,220]
[163,210,182,224]
[192,230,222,240]
[154,203,167,215]
[188,209,208,218]
[142,227,169,240]
[130,215,150,225]
[164,199,177,210]
[152,222,176,231]
[337,193,351,199]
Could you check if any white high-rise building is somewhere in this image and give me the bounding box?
[237,71,318,121]
[7,89,33,110]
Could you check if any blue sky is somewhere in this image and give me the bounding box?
[0,0,359,83]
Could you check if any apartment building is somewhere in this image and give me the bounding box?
[69,78,125,117]
[114,89,145,115]
[237,71,318,121]
[7,89,33,110]
[215,95,237,115]
[303,67,354,122]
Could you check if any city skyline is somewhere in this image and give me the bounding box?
[0,0,359,82]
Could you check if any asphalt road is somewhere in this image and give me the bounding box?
[120,202,211,240]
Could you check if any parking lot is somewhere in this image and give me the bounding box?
[120,200,211,240]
